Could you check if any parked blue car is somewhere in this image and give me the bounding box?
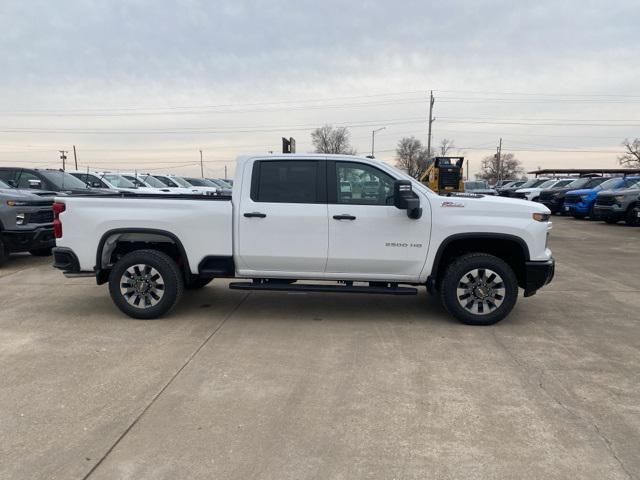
[563,176,640,219]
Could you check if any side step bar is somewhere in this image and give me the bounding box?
[228,281,418,295]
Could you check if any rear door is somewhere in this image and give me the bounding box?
[236,159,328,275]
[325,160,430,279]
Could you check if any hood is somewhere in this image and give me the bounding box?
[437,192,550,215]
[55,188,113,196]
[567,188,599,196]
[0,187,56,201]
[598,187,640,196]
[516,187,541,193]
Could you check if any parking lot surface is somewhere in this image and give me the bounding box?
[1,216,639,480]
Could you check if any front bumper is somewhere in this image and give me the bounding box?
[523,257,555,297]
[593,204,625,220]
[563,201,590,215]
[1,226,55,253]
[540,199,562,212]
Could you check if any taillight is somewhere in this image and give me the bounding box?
[53,202,66,238]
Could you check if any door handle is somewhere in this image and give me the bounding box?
[333,214,356,220]
[244,212,267,218]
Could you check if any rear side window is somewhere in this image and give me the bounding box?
[251,160,325,203]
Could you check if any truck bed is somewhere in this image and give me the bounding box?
[55,194,233,273]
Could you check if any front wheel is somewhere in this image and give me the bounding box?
[440,253,518,325]
[626,205,640,226]
[108,249,184,319]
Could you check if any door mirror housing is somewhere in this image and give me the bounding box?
[28,179,42,189]
[90,181,102,189]
[393,180,422,219]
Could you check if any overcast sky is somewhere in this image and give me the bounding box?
[1,0,638,178]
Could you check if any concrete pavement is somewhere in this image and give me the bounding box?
[0,216,638,479]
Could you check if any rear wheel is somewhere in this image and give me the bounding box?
[29,247,53,257]
[604,217,618,224]
[108,249,183,319]
[626,205,640,226]
[440,253,518,326]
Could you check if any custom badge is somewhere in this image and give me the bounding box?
[441,201,464,208]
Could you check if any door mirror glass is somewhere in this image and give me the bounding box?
[393,180,422,219]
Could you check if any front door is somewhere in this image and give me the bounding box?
[237,159,328,275]
[326,161,430,279]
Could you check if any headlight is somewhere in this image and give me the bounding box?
[6,200,29,207]
[16,213,26,225]
[552,193,560,198]
[580,195,589,201]
[533,213,551,222]
[614,195,625,203]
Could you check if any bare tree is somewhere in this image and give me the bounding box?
[618,138,640,167]
[395,137,430,179]
[438,138,456,156]
[311,124,356,154]
[476,152,524,184]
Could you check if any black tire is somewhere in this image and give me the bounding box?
[573,213,585,219]
[587,205,599,221]
[185,276,213,290]
[604,217,618,224]
[0,237,8,267]
[29,247,53,257]
[108,249,184,319]
[440,253,518,326]
[626,205,640,226]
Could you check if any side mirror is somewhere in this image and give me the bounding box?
[90,181,102,188]
[28,179,42,189]
[393,180,422,219]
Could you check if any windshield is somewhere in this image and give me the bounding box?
[552,179,574,188]
[138,174,168,188]
[0,179,10,188]
[566,178,590,189]
[518,179,541,188]
[598,178,622,190]
[122,175,145,187]
[167,176,192,188]
[584,178,607,188]
[185,177,216,187]
[39,170,90,190]
[538,179,558,188]
[102,174,136,188]
[465,181,488,190]
[619,178,640,188]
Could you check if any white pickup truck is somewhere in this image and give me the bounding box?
[52,154,554,325]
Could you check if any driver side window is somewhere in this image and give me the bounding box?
[336,162,395,206]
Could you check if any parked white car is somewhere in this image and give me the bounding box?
[52,153,555,326]
[151,174,217,195]
[515,178,575,201]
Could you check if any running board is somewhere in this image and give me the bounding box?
[228,282,418,295]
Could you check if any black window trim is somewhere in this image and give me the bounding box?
[250,159,327,204]
[327,160,398,206]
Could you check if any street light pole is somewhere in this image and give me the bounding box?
[371,127,386,157]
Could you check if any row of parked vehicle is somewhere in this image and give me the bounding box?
[493,176,640,226]
[0,167,233,266]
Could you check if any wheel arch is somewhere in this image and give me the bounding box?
[96,228,190,284]
[429,233,530,289]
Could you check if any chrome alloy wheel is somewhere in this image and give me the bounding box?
[119,264,165,309]
[456,268,505,316]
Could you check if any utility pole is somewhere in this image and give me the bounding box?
[58,150,68,170]
[466,159,469,180]
[371,127,386,157]
[199,150,204,178]
[224,165,228,180]
[496,137,502,183]
[73,145,78,170]
[426,90,435,160]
